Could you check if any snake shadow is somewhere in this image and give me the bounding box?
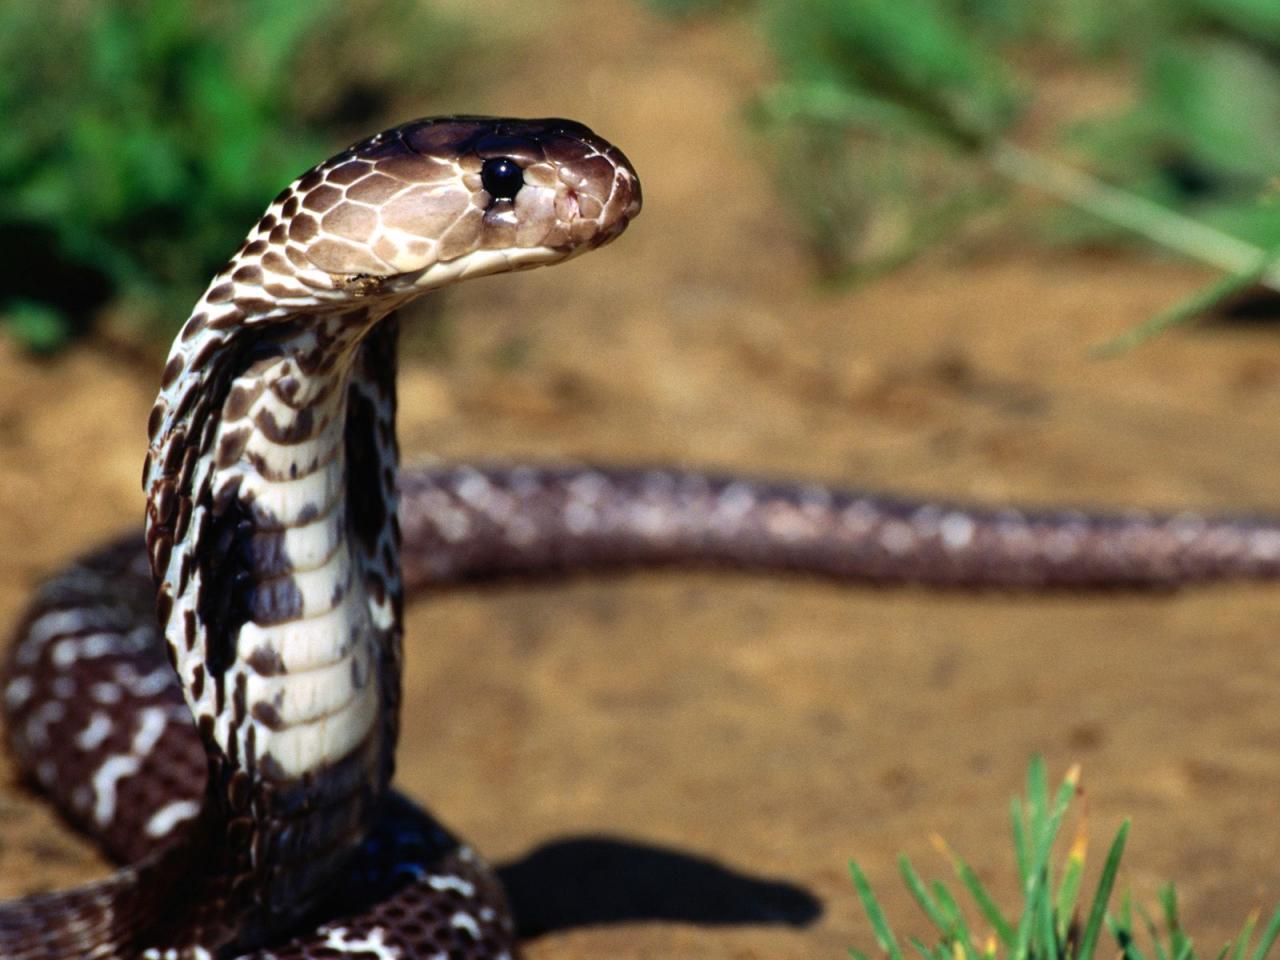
[496,836,822,939]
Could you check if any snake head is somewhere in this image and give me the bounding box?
[264,115,642,295]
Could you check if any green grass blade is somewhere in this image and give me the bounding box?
[1056,823,1087,940]
[1029,765,1077,874]
[1117,890,1133,931]
[1137,899,1170,960]
[1027,757,1049,834]
[1232,911,1261,960]
[1105,901,1146,960]
[852,861,905,960]
[1036,863,1059,960]
[1250,906,1280,960]
[932,878,979,959]
[1013,763,1083,960]
[1077,821,1130,960]
[1010,875,1039,960]
[1162,885,1193,960]
[945,843,1016,947]
[1011,796,1030,889]
[1012,811,1066,960]
[1112,892,1149,960]
[900,854,951,933]
[1110,907,1149,960]
[1048,767,1081,828]
[990,141,1280,297]
[1091,255,1275,358]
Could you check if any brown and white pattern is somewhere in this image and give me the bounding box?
[6,115,1280,959]
[396,464,1280,589]
[1,115,640,959]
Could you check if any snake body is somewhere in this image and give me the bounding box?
[3,115,1280,958]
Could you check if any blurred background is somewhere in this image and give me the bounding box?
[3,0,1280,957]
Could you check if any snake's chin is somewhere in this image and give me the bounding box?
[397,245,570,292]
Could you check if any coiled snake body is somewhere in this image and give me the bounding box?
[2,116,1280,958]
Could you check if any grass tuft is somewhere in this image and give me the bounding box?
[653,0,1280,344]
[850,758,1280,960]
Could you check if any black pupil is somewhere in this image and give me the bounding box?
[481,158,523,201]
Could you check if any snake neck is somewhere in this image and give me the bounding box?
[143,306,404,951]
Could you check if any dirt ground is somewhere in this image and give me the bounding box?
[5,3,1280,957]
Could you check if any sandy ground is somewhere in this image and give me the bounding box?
[4,3,1280,957]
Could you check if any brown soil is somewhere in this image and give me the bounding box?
[4,3,1280,957]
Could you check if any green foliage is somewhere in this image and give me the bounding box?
[939,0,1174,54]
[1147,39,1280,182]
[1183,0,1280,45]
[655,0,1280,334]
[2,300,74,356]
[747,0,1026,276]
[1067,31,1280,253]
[0,0,469,347]
[767,0,1020,147]
[849,759,1280,960]
[748,0,1019,274]
[1047,3,1280,343]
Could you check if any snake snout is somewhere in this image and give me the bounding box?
[552,142,641,251]
[599,161,642,247]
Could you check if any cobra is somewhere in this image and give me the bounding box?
[4,115,1280,959]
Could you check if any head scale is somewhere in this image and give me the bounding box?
[228,115,642,311]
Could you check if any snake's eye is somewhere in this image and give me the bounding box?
[481,157,524,201]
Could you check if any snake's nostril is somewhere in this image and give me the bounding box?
[554,187,580,228]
